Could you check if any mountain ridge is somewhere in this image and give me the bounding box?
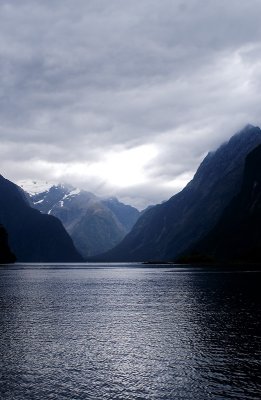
[96,125,261,261]
[0,175,83,262]
[180,143,261,263]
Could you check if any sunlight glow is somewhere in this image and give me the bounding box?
[87,145,158,187]
[51,144,158,188]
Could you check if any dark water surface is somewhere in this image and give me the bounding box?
[0,264,260,399]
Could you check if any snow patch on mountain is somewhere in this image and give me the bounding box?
[34,198,44,205]
[62,188,81,201]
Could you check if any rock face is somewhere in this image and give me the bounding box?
[0,225,16,264]
[182,144,261,263]
[99,125,261,261]
[0,175,83,262]
[25,184,140,258]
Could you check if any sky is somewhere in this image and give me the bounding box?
[1,0,261,209]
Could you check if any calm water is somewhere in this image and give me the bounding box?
[0,264,260,400]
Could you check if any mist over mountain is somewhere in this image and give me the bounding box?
[0,175,83,262]
[23,183,140,258]
[98,125,261,261]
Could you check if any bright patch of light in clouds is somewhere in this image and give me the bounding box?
[55,144,158,188]
[1,1,261,207]
[87,145,158,187]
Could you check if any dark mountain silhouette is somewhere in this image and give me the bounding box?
[27,184,140,258]
[98,125,261,261]
[179,144,261,263]
[0,175,83,262]
[0,225,16,264]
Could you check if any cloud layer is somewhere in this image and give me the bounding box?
[1,0,261,208]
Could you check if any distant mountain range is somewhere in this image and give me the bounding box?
[19,182,140,258]
[97,124,261,262]
[0,175,83,262]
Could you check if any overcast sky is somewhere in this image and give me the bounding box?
[1,0,261,208]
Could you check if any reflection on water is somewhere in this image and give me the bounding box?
[0,264,260,399]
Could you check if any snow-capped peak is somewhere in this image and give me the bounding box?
[17,179,55,195]
[17,180,75,196]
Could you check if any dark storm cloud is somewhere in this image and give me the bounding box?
[1,0,261,207]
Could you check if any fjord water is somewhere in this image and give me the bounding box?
[0,264,260,400]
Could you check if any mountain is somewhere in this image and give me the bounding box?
[179,144,261,263]
[0,175,83,262]
[98,125,261,261]
[22,182,140,258]
[103,197,141,232]
[0,225,16,264]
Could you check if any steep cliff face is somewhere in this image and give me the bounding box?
[0,175,83,262]
[0,225,16,264]
[183,144,261,263]
[99,125,261,261]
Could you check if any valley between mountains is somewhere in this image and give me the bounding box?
[1,124,261,264]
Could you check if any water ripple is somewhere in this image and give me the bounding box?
[0,265,260,399]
